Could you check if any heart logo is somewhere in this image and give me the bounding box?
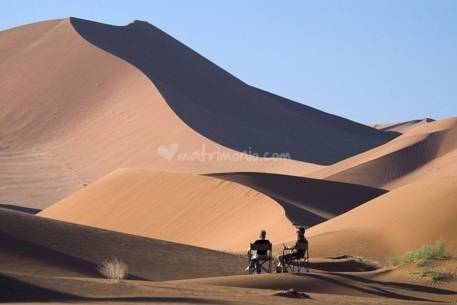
[157,143,179,161]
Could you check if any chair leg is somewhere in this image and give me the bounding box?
[307,251,310,272]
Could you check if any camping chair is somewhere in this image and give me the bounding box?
[282,241,309,273]
[248,243,273,274]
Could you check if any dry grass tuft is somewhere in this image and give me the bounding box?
[97,257,128,282]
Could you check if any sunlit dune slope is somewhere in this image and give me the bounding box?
[307,177,457,263]
[39,169,296,251]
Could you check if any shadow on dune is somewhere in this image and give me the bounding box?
[293,273,440,302]
[0,204,40,214]
[210,172,387,226]
[69,17,397,165]
[0,273,227,304]
[328,272,457,295]
[0,273,79,302]
[0,208,245,281]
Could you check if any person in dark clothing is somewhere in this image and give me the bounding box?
[246,230,272,272]
[277,226,308,272]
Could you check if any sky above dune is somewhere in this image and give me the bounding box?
[2,0,456,124]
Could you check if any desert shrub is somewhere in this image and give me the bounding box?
[97,257,128,281]
[388,241,447,267]
[417,266,455,282]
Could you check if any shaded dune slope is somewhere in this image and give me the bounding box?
[311,118,457,189]
[179,272,456,302]
[210,172,386,227]
[307,177,457,263]
[39,169,296,251]
[70,17,397,165]
[0,208,245,281]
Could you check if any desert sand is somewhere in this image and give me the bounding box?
[1,17,456,305]
[310,117,457,189]
[39,169,297,251]
[211,172,386,226]
[307,177,457,263]
[0,207,245,281]
[0,18,397,208]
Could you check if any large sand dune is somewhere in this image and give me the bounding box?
[0,18,321,207]
[70,17,396,166]
[311,118,457,189]
[0,18,398,208]
[39,169,297,251]
[307,177,457,263]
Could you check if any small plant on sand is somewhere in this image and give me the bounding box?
[416,266,455,283]
[388,241,447,267]
[97,257,128,282]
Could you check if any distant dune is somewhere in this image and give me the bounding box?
[311,118,457,189]
[39,169,296,251]
[211,172,386,226]
[307,177,457,262]
[373,118,435,134]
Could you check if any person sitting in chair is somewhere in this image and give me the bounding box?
[277,226,308,272]
[246,230,271,272]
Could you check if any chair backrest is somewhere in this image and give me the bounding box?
[250,243,272,251]
[295,241,308,250]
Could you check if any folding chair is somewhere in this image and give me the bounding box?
[283,241,309,273]
[248,243,273,274]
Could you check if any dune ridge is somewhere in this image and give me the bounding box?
[373,118,435,134]
[39,169,297,251]
[210,172,386,226]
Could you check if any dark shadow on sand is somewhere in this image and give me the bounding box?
[293,272,440,302]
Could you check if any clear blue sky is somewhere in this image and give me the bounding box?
[1,0,456,124]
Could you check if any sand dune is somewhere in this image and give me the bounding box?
[70,17,396,166]
[0,207,245,281]
[311,117,457,189]
[307,177,457,263]
[39,169,296,251]
[0,18,322,207]
[0,18,399,208]
[211,172,386,226]
[7,271,454,305]
[174,270,456,302]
